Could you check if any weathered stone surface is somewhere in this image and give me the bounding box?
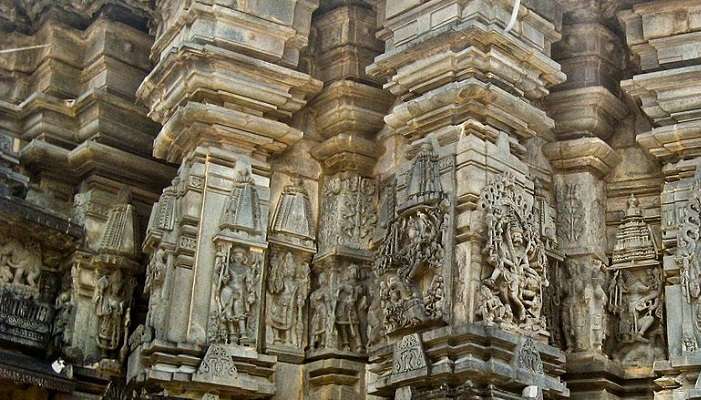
[3,1,701,399]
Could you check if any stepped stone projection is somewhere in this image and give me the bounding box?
[4,0,701,399]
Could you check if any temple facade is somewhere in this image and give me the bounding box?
[0,0,700,399]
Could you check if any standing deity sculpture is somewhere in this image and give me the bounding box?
[309,271,331,350]
[144,248,168,337]
[479,172,549,335]
[93,269,131,354]
[561,259,608,353]
[211,247,257,345]
[266,251,309,348]
[333,264,365,352]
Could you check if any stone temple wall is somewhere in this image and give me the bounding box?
[0,1,700,399]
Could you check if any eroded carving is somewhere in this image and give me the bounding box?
[266,250,310,349]
[392,333,427,375]
[93,269,133,356]
[0,238,42,292]
[375,143,451,333]
[479,172,549,336]
[561,259,608,353]
[209,246,260,346]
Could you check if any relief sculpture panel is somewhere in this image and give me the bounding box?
[374,142,454,335]
[477,172,549,337]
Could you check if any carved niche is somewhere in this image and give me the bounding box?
[607,194,664,365]
[93,269,135,358]
[265,177,315,355]
[92,188,139,360]
[208,167,267,347]
[477,172,549,336]
[374,142,454,335]
[208,245,262,346]
[265,250,310,350]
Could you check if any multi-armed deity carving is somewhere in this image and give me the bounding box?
[606,194,664,365]
[477,172,549,336]
[375,142,453,335]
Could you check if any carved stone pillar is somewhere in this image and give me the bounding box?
[620,1,701,397]
[367,0,568,398]
[540,4,634,397]
[127,1,321,398]
[0,5,173,388]
[304,2,392,399]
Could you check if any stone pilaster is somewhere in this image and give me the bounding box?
[367,0,568,398]
[620,1,701,397]
[0,4,172,388]
[304,2,392,398]
[127,1,322,399]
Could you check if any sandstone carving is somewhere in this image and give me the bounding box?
[2,0,701,399]
[93,269,132,355]
[266,250,310,348]
[479,172,549,336]
[375,142,451,333]
[210,246,259,346]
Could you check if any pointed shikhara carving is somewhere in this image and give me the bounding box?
[607,194,664,365]
[375,143,453,335]
[269,178,315,251]
[220,169,263,240]
[93,188,138,360]
[477,172,549,336]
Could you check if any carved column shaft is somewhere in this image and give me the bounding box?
[367,0,567,398]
